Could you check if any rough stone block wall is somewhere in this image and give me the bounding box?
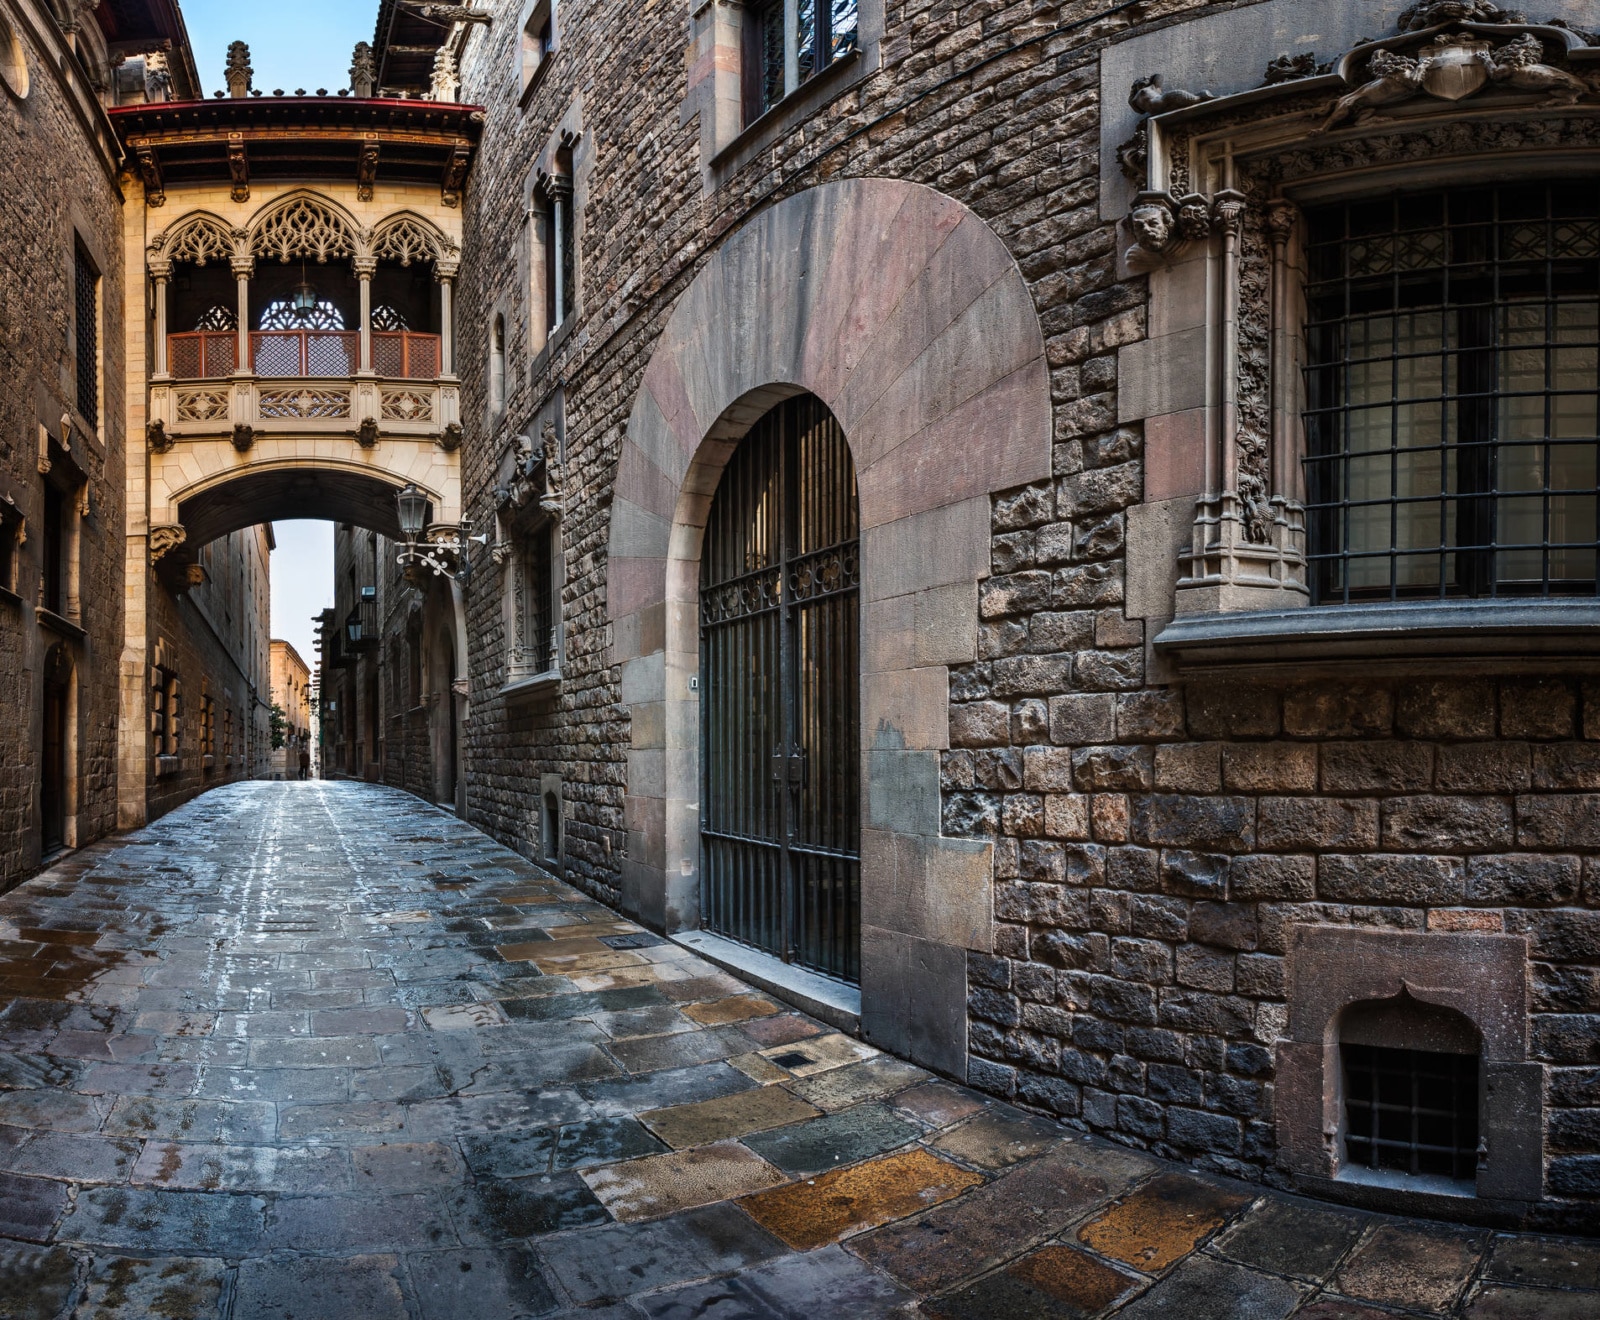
[143,527,274,822]
[455,0,1598,1225]
[0,4,129,890]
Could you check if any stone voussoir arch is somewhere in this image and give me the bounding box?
[605,176,1051,1078]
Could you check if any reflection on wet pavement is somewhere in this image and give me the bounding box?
[0,782,1592,1317]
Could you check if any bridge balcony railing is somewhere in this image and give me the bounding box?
[149,345,458,444]
[166,330,441,382]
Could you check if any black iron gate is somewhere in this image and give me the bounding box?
[700,393,860,983]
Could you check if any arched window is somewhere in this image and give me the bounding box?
[257,298,346,331]
[489,315,506,412]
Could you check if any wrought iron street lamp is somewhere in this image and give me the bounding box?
[394,482,485,585]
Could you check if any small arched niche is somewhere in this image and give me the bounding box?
[1336,992,1481,1192]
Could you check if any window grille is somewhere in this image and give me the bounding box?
[74,243,98,425]
[1304,186,1600,601]
[1343,1043,1479,1183]
[371,304,409,332]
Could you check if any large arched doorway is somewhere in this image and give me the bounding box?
[699,394,860,983]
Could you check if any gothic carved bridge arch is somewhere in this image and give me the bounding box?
[142,188,464,563]
[607,178,1052,1078]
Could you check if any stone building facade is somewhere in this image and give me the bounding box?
[269,637,311,779]
[318,523,462,805]
[409,0,1600,1231]
[0,0,264,889]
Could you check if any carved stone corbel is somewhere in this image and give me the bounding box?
[435,421,463,452]
[149,524,187,563]
[231,423,255,453]
[355,417,380,449]
[147,419,173,454]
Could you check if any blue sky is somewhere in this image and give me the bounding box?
[179,2,377,669]
[181,0,377,97]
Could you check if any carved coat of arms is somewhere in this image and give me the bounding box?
[1419,35,1492,99]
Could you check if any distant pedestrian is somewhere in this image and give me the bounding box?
[298,748,311,781]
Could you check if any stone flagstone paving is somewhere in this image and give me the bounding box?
[0,781,1593,1318]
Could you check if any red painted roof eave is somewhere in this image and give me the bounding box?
[106,98,486,128]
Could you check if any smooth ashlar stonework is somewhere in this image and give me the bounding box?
[606,178,1052,1078]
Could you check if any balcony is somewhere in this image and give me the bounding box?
[153,329,455,441]
[167,330,440,381]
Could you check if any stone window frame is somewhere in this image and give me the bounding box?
[1278,924,1542,1212]
[517,0,557,106]
[524,99,588,371]
[0,492,22,604]
[686,0,884,188]
[495,398,566,699]
[1108,16,1600,668]
[540,772,563,869]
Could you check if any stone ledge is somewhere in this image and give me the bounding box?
[0,586,20,610]
[501,670,561,701]
[1155,600,1600,671]
[670,929,861,1035]
[34,606,86,643]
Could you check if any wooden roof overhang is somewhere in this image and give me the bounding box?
[96,0,202,100]
[372,0,451,97]
[108,98,483,208]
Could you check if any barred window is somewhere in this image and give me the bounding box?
[74,242,98,425]
[1304,186,1600,602]
[522,527,555,674]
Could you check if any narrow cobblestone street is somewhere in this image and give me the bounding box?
[0,782,1590,1318]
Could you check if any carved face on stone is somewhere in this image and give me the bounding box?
[1177,196,1212,240]
[1130,201,1174,251]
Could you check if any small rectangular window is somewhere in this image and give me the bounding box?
[74,242,99,426]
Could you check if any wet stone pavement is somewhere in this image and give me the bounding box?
[0,784,1594,1319]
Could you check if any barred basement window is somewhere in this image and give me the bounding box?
[1342,1044,1479,1184]
[744,0,858,122]
[1304,185,1600,603]
[74,241,99,426]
